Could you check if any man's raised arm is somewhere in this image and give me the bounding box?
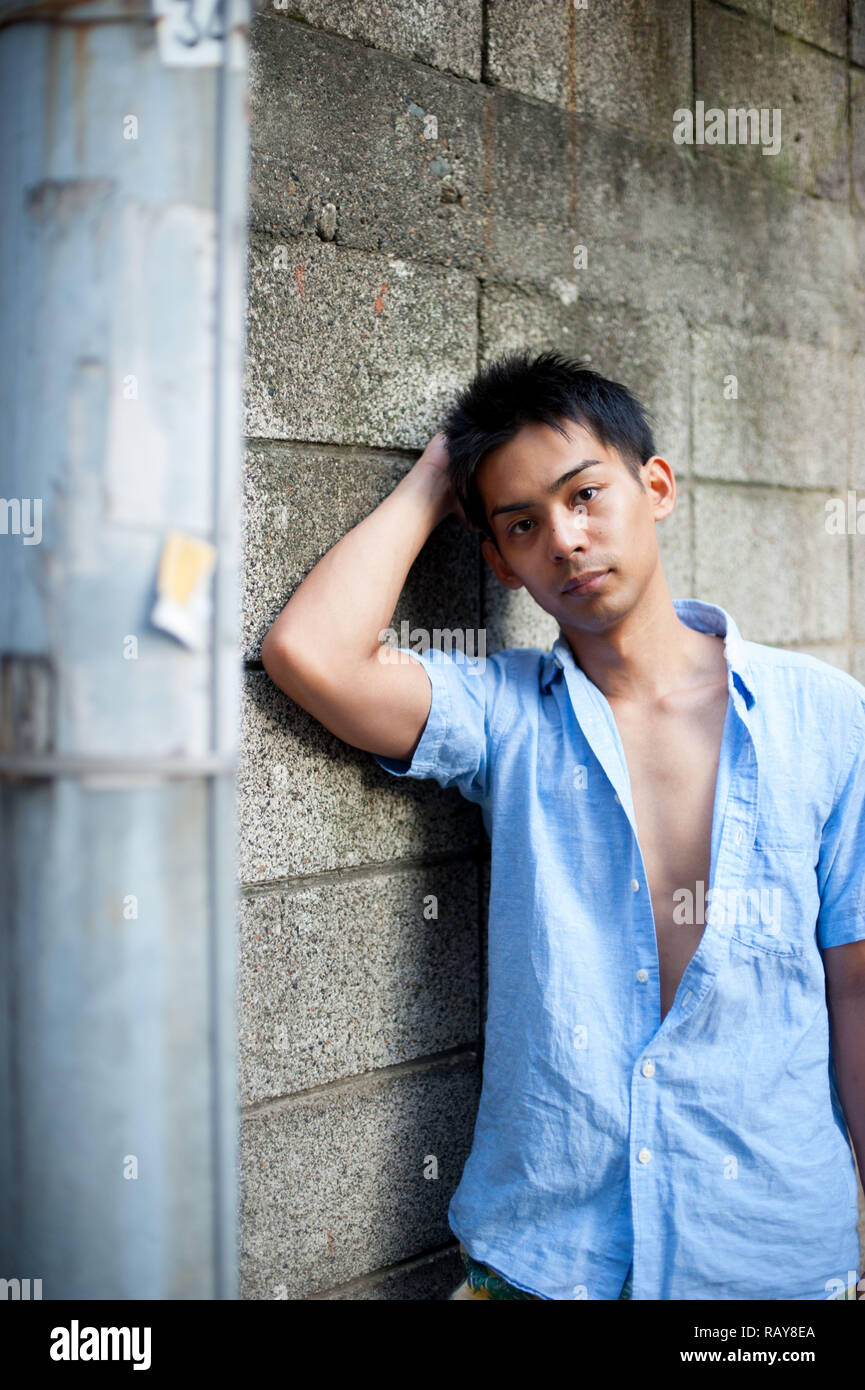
[260,432,458,763]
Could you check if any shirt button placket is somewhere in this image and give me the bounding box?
[633,1032,659,1295]
[631,846,657,1299]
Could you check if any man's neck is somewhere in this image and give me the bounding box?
[560,578,725,705]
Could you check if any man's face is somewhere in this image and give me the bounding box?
[475,417,674,634]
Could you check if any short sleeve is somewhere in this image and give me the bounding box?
[816,706,865,950]
[372,644,508,806]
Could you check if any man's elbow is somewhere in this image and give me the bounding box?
[262,627,341,714]
[261,625,309,694]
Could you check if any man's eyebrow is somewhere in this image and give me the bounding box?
[489,459,605,519]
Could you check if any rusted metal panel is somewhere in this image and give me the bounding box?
[0,0,248,1298]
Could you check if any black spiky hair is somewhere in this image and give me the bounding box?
[440,348,656,543]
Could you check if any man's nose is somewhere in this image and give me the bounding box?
[548,505,588,558]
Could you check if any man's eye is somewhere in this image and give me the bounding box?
[508,489,597,536]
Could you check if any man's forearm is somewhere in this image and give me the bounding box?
[828,989,865,1296]
[830,992,865,1171]
[262,450,453,679]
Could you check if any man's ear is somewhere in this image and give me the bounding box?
[482,536,524,591]
[643,456,676,521]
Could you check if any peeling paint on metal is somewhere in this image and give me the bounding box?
[103,200,216,531]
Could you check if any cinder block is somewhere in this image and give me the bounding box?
[854,71,865,217]
[572,129,733,325]
[855,220,865,301]
[691,327,849,488]
[325,1245,465,1299]
[239,1053,481,1298]
[244,233,477,444]
[694,1,849,200]
[778,642,852,672]
[482,89,578,290]
[693,482,849,645]
[238,861,480,1103]
[723,0,847,56]
[484,0,570,107]
[238,670,484,882]
[853,535,865,640]
[250,0,483,81]
[569,119,858,352]
[248,15,486,267]
[658,479,694,604]
[853,358,865,491]
[486,0,692,142]
[571,0,692,138]
[241,441,480,663]
[485,103,854,348]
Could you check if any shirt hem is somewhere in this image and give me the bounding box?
[449,1217,630,1301]
[450,1218,552,1300]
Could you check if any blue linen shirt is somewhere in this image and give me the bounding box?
[373,598,865,1300]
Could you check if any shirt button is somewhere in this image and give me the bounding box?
[636,969,649,983]
[631,879,640,891]
[641,1060,655,1077]
[735,827,743,845]
[613,793,620,804]
[638,1148,652,1164]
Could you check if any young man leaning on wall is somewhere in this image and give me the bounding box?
[261,348,865,1302]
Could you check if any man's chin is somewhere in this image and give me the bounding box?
[555,581,628,630]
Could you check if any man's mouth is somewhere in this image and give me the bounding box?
[560,569,610,595]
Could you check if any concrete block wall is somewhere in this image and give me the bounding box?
[238,0,865,1298]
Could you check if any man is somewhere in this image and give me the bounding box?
[260,348,865,1301]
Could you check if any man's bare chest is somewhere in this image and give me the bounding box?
[608,684,729,1015]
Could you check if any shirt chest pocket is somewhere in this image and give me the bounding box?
[726,837,817,956]
[728,923,806,957]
